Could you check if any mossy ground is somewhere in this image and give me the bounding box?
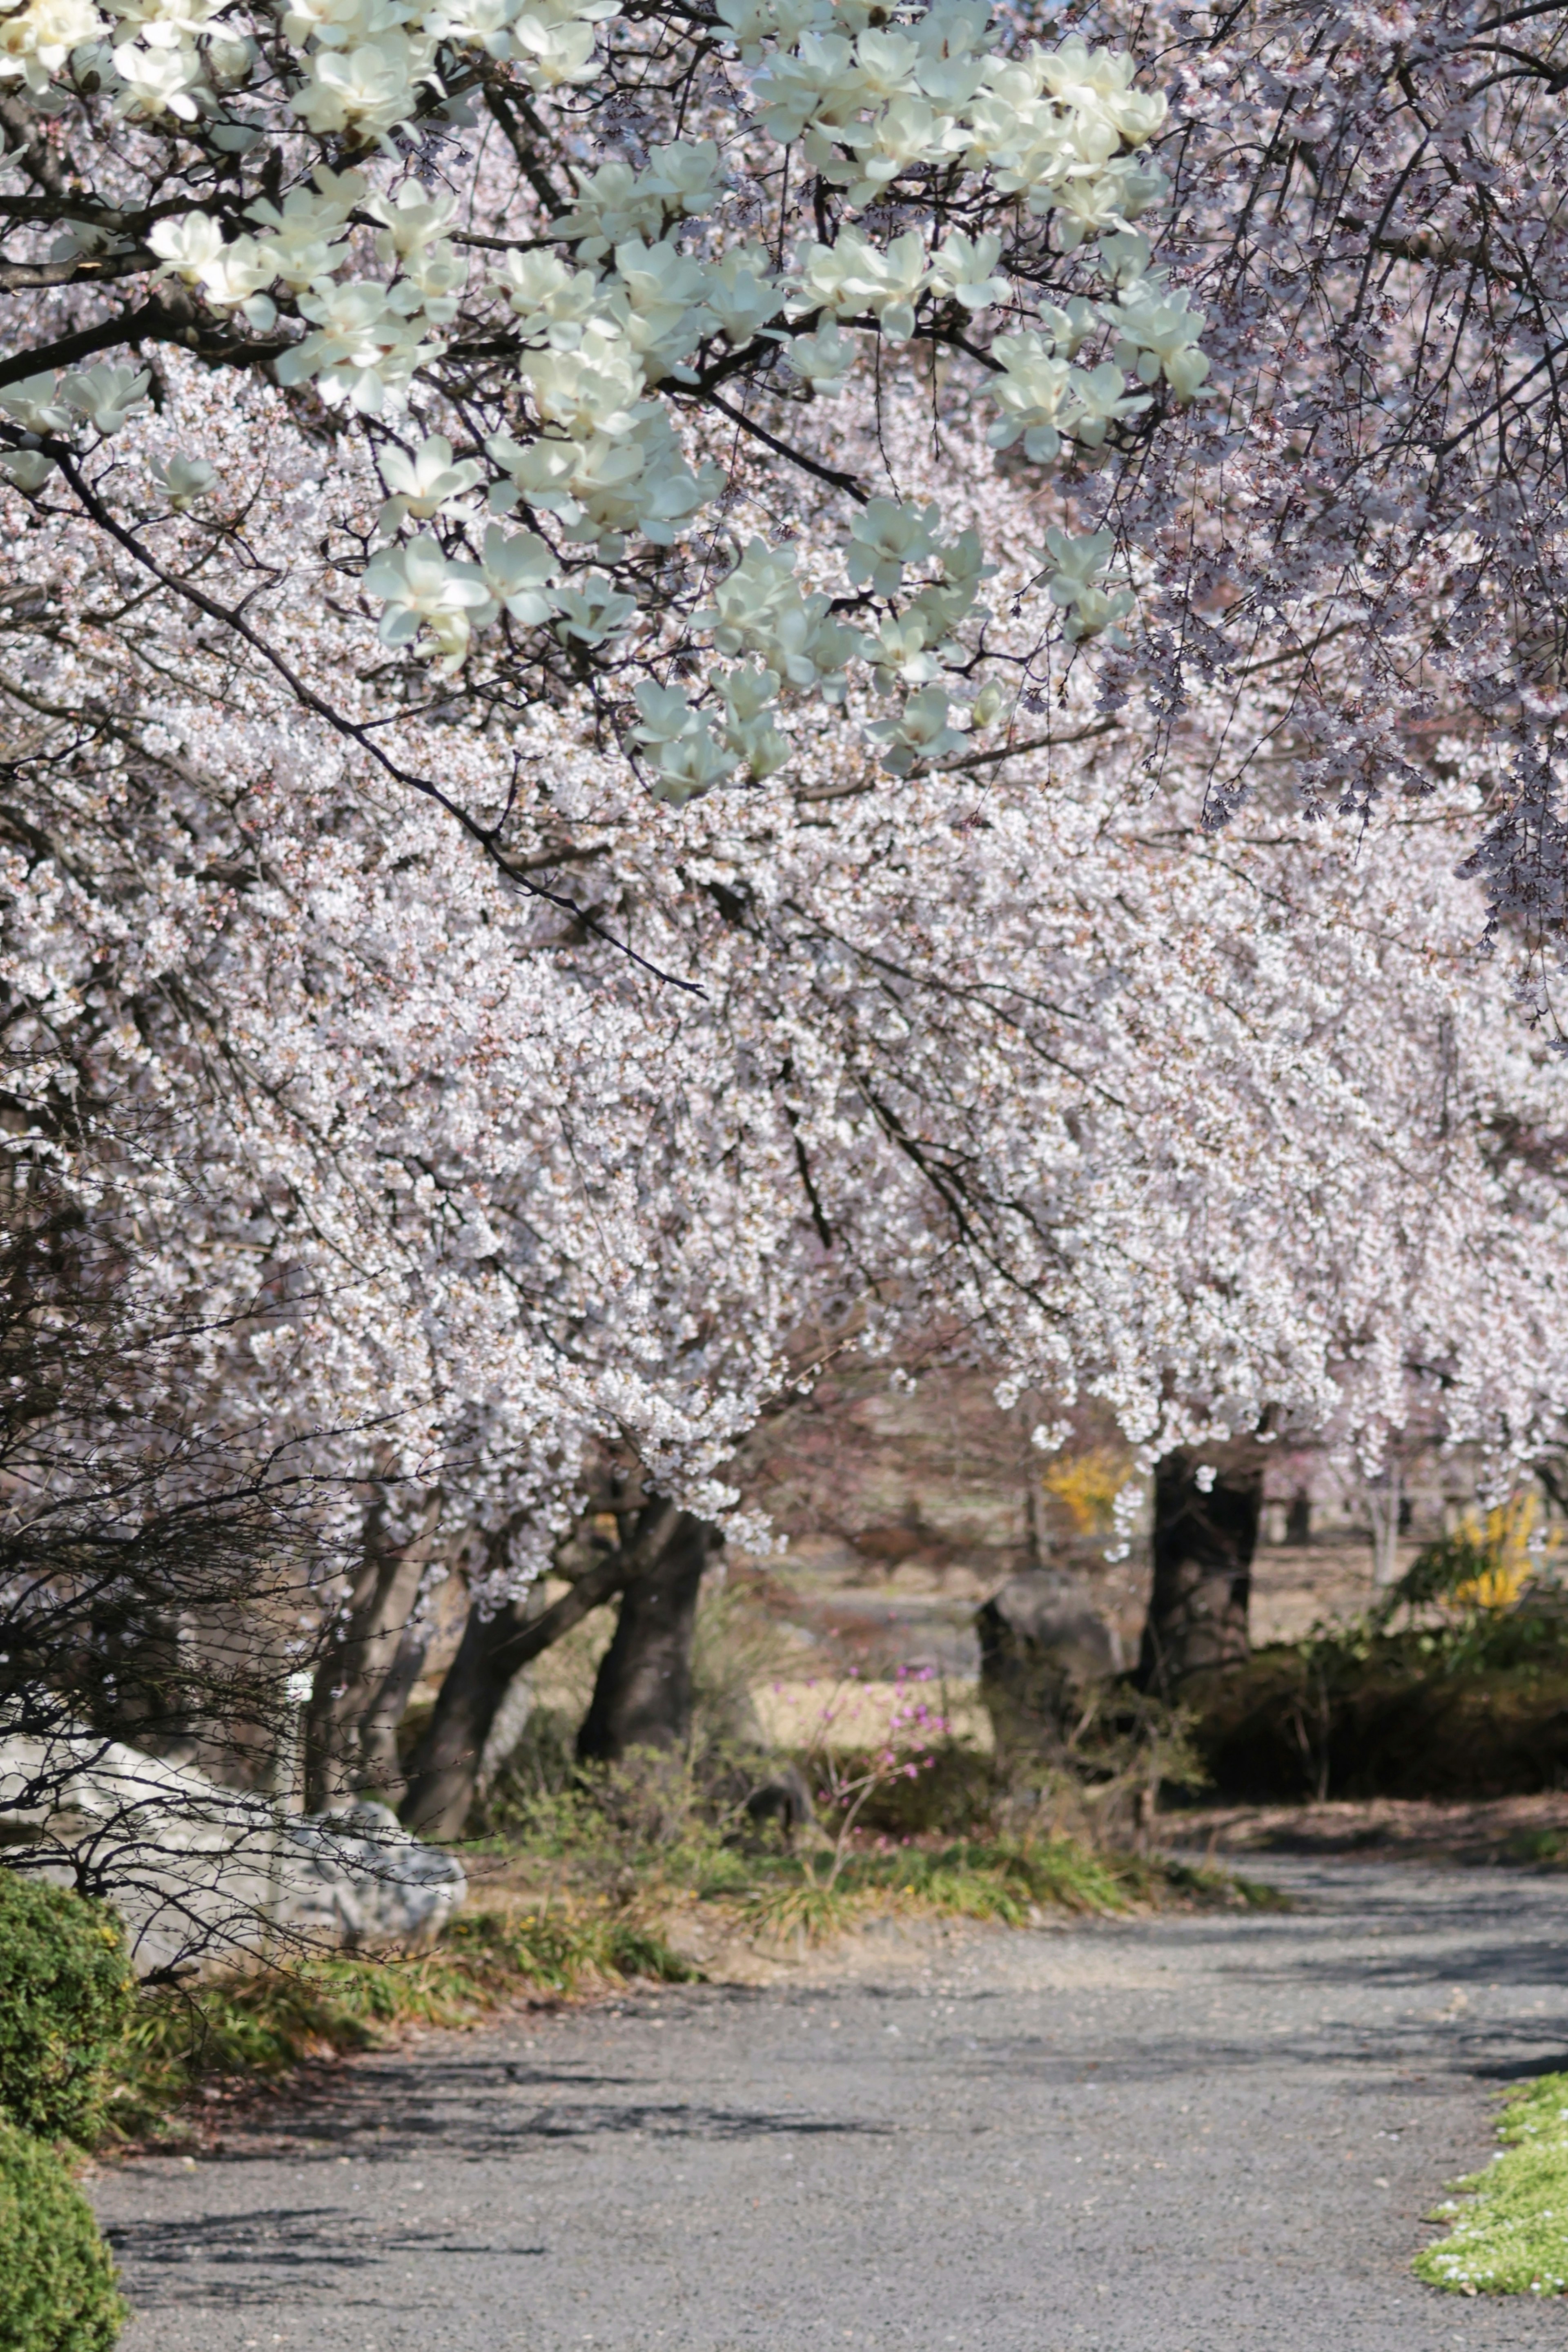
[1416,2072,1568,2296]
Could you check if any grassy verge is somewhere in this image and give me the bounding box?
[107,1908,697,2145]
[728,1837,1289,1943]
[1416,2072,1568,2295]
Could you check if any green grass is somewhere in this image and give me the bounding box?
[725,1836,1282,1942]
[107,1908,698,2142]
[1416,2072,1568,2295]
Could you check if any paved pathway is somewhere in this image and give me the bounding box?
[94,1858,1568,2351]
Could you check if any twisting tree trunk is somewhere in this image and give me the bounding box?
[352,1619,430,1806]
[1137,1444,1263,1698]
[400,1499,681,1840]
[305,1480,443,1810]
[577,1512,720,1765]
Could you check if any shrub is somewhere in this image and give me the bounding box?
[1185,1625,1568,1801]
[837,1742,1003,1839]
[0,1873,136,2145]
[0,2119,126,2352]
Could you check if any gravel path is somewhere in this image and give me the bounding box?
[93,1857,1568,2352]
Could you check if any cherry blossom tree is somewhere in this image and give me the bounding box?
[8,363,1568,1788]
[6,0,1568,1813]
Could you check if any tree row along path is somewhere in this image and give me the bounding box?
[93,1859,1568,2352]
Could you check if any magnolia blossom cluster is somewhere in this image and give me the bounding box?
[0,0,1211,801]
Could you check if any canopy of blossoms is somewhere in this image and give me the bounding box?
[4,0,1568,1595]
[6,359,1568,1594]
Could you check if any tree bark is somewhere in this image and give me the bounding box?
[400,1500,681,1840]
[353,1619,429,1806]
[305,1483,442,1810]
[576,1512,719,1765]
[1137,1445,1263,1697]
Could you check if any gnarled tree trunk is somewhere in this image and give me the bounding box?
[305,1482,443,1810]
[576,1512,719,1764]
[1137,1444,1263,1698]
[400,1499,681,1840]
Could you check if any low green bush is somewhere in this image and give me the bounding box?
[1185,1628,1568,1801]
[0,2119,125,2352]
[1183,1546,1568,1801]
[831,1742,1003,1839]
[0,1874,136,2145]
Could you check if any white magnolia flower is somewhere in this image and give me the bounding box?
[553,573,636,645]
[496,251,604,353]
[846,498,942,595]
[929,230,1009,313]
[1039,528,1134,643]
[509,8,597,88]
[151,453,216,509]
[853,26,922,100]
[969,678,1013,728]
[1162,345,1212,402]
[783,319,855,392]
[1037,34,1169,145]
[367,183,459,262]
[714,661,780,728]
[0,449,56,490]
[844,229,930,343]
[646,718,735,803]
[1106,283,1210,390]
[197,234,275,314]
[376,435,486,532]
[521,322,645,439]
[986,332,1071,461]
[832,95,965,209]
[362,531,494,670]
[60,363,149,434]
[703,247,782,345]
[864,613,946,691]
[697,538,801,654]
[110,34,208,118]
[0,372,70,433]
[609,236,713,379]
[725,712,791,779]
[0,0,104,94]
[632,678,698,747]
[1064,359,1152,447]
[290,29,438,140]
[555,159,667,261]
[275,281,439,413]
[1040,526,1114,595]
[247,177,360,290]
[1060,581,1136,643]
[479,523,559,622]
[147,207,225,282]
[755,29,858,144]
[1036,295,1098,358]
[869,682,967,775]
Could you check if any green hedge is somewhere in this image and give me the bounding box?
[0,2120,125,2352]
[0,1873,136,2145]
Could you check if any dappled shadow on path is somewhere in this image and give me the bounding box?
[192,2041,893,2171]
